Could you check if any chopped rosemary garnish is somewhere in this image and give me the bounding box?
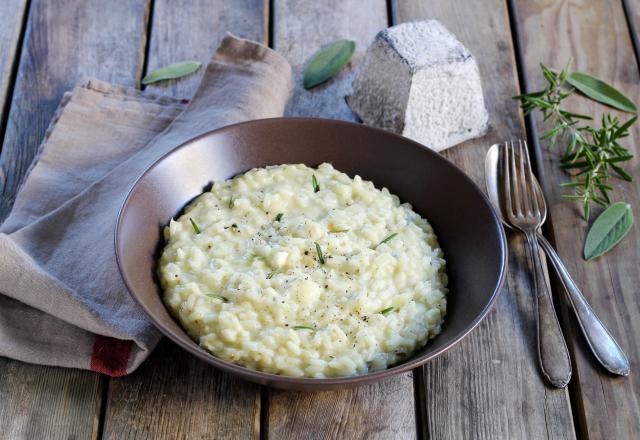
[293,325,315,331]
[266,271,276,279]
[274,213,284,222]
[206,294,228,302]
[329,228,349,233]
[379,307,394,315]
[312,174,320,192]
[189,218,201,234]
[375,233,398,248]
[228,196,235,209]
[314,242,325,264]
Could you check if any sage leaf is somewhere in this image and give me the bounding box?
[584,202,634,260]
[568,72,637,113]
[142,61,202,85]
[303,39,355,89]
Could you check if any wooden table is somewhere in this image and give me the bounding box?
[0,0,638,438]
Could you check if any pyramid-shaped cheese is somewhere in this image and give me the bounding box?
[347,20,489,151]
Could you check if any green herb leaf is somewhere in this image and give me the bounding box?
[206,294,228,302]
[584,202,634,260]
[303,39,356,89]
[314,242,325,264]
[266,271,276,279]
[568,72,637,113]
[141,61,202,85]
[329,228,350,233]
[312,174,320,192]
[189,218,201,234]
[375,233,398,248]
[293,325,315,331]
[228,196,235,209]
[274,213,284,222]
[379,307,394,315]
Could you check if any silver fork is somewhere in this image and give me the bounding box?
[503,140,572,388]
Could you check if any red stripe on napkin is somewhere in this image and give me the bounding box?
[90,335,132,376]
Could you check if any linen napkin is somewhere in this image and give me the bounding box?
[0,35,293,376]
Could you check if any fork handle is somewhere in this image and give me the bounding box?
[536,233,630,376]
[524,231,572,388]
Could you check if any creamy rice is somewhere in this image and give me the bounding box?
[159,163,447,378]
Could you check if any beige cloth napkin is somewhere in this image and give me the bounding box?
[0,35,293,375]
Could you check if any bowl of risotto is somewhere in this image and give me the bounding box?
[115,118,507,390]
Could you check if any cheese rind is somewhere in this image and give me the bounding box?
[347,20,489,151]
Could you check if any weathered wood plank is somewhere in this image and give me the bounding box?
[0,0,150,219]
[0,0,28,139]
[394,1,576,438]
[0,348,105,439]
[623,0,640,63]
[514,0,640,438]
[269,2,419,439]
[144,0,267,98]
[102,339,261,439]
[267,375,417,440]
[0,0,150,438]
[102,1,267,438]
[273,0,388,121]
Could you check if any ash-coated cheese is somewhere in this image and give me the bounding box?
[347,20,489,151]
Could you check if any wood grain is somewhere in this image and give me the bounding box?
[514,0,640,438]
[394,1,576,438]
[0,0,150,437]
[623,0,640,63]
[144,0,267,98]
[267,375,417,440]
[269,2,419,439]
[102,339,261,439]
[273,0,388,120]
[0,0,28,140]
[101,1,267,438]
[0,0,150,220]
[0,333,106,439]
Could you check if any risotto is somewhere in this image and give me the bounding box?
[159,163,448,378]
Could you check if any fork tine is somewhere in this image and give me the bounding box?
[518,140,531,215]
[503,142,513,216]
[522,140,540,219]
[509,140,522,215]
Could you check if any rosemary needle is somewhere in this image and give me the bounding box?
[189,218,201,234]
[375,233,398,248]
[314,242,325,264]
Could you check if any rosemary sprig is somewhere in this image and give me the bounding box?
[228,196,235,209]
[312,174,320,192]
[379,306,394,315]
[514,60,637,219]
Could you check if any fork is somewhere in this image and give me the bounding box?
[503,140,572,388]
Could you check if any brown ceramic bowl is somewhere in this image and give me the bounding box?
[115,118,507,390]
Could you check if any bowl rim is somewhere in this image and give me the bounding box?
[115,117,508,387]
